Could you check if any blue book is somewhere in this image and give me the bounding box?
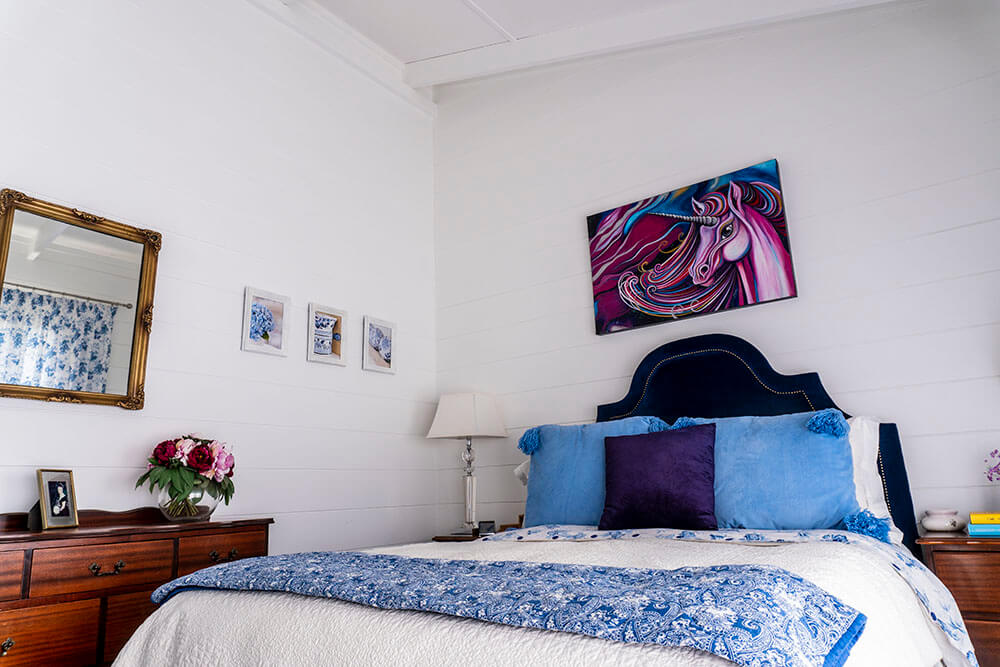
[967,524,1000,537]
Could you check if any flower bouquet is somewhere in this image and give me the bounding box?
[987,448,1000,483]
[136,436,235,521]
[249,303,275,342]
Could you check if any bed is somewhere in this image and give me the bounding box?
[115,334,977,666]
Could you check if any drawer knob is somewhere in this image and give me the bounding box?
[1,637,13,657]
[88,559,126,577]
[208,548,239,564]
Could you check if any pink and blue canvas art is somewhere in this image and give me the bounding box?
[587,159,797,335]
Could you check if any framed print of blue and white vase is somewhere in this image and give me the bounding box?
[241,287,290,356]
[362,315,395,374]
[307,303,346,366]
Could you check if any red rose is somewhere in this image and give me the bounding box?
[152,440,178,465]
[187,444,214,472]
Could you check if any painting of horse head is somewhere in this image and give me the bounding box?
[587,159,796,335]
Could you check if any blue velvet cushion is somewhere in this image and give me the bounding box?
[599,424,718,531]
[670,410,859,530]
[520,416,667,527]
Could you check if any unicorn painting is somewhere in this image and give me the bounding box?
[587,159,796,335]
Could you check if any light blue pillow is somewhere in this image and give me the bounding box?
[519,416,667,527]
[670,410,859,530]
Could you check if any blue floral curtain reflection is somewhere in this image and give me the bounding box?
[0,286,118,392]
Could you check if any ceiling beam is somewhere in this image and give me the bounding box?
[405,0,906,88]
[244,0,436,117]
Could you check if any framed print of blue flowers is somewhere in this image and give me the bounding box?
[307,303,346,366]
[241,287,290,356]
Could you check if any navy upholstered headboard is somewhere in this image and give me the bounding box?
[596,333,920,558]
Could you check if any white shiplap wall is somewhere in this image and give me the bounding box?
[433,0,1000,527]
[0,0,451,553]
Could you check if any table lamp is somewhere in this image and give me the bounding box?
[427,393,506,534]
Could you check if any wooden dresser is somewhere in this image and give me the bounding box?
[0,508,273,665]
[918,534,1000,666]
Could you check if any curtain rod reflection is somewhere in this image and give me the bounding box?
[4,282,134,309]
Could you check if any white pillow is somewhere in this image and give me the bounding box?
[847,416,904,544]
[513,459,530,486]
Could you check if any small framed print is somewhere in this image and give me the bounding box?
[36,469,79,529]
[307,303,347,366]
[241,287,290,356]
[362,316,395,374]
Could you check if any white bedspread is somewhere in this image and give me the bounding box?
[116,530,969,666]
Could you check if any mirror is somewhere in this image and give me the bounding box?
[0,189,159,409]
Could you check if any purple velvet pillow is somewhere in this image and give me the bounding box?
[598,424,717,531]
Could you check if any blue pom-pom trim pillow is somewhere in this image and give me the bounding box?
[521,416,667,527]
[807,408,849,437]
[668,410,859,530]
[842,509,892,543]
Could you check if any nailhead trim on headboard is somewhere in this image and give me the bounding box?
[616,348,815,420]
[877,448,892,513]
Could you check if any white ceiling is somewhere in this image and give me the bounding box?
[312,0,501,64]
[314,0,670,64]
[272,0,903,93]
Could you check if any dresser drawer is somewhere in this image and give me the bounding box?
[29,539,173,598]
[177,528,267,576]
[104,589,159,662]
[934,551,1000,615]
[0,599,99,665]
[0,552,22,602]
[967,620,1000,667]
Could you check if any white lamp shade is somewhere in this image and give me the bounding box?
[427,393,506,438]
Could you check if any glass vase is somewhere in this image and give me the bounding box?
[157,484,220,522]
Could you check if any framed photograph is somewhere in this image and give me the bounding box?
[362,316,395,374]
[241,287,290,356]
[307,303,347,366]
[36,469,79,529]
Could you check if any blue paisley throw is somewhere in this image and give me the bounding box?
[154,551,865,667]
[486,526,978,666]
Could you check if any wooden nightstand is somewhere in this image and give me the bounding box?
[918,534,1000,665]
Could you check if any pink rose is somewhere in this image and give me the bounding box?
[209,441,234,481]
[175,438,196,465]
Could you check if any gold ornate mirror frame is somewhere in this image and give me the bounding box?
[0,189,160,409]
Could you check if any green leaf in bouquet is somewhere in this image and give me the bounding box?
[221,477,235,505]
[146,467,162,492]
[173,469,194,498]
[178,466,195,486]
